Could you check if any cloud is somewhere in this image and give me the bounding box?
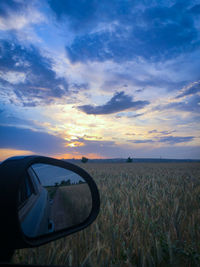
[78,91,149,115]
[70,82,89,92]
[0,0,27,18]
[0,126,120,157]
[0,125,66,154]
[166,95,200,113]
[176,80,200,98]
[0,0,44,30]
[51,0,200,63]
[115,112,144,119]
[148,130,175,135]
[131,135,194,145]
[159,136,194,144]
[113,72,187,92]
[97,58,191,96]
[143,145,200,159]
[0,126,198,159]
[135,88,145,93]
[132,139,155,144]
[0,110,34,128]
[190,4,200,15]
[48,0,98,31]
[77,142,200,159]
[155,92,200,114]
[83,134,103,140]
[0,40,68,106]
[68,138,118,155]
[148,130,158,134]
[72,137,198,159]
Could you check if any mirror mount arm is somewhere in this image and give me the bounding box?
[0,248,15,262]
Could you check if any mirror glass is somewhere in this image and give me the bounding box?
[18,163,92,238]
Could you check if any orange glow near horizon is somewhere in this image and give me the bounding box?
[0,149,105,162]
[0,149,34,162]
[55,152,105,160]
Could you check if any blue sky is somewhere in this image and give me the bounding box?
[0,0,200,160]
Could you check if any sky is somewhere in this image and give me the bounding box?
[0,0,200,161]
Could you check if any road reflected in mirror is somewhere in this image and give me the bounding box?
[18,163,92,238]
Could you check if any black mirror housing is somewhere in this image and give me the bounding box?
[0,156,100,249]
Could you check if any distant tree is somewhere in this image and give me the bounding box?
[66,179,71,186]
[81,156,88,163]
[54,182,59,187]
[60,180,65,186]
[126,157,133,163]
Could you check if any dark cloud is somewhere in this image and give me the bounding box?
[54,0,200,63]
[128,113,144,118]
[0,125,66,154]
[0,111,34,128]
[166,95,200,113]
[176,81,200,98]
[135,88,145,93]
[159,136,194,144]
[190,4,200,15]
[0,108,48,131]
[48,0,133,32]
[155,93,200,114]
[131,135,194,144]
[148,130,158,134]
[132,139,155,144]
[78,91,149,115]
[0,40,68,106]
[66,24,198,63]
[71,83,89,92]
[160,130,176,135]
[148,130,175,135]
[115,112,144,119]
[0,0,27,18]
[48,0,98,31]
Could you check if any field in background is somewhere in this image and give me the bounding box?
[51,184,92,230]
[13,162,200,266]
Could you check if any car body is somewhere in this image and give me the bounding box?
[18,166,54,238]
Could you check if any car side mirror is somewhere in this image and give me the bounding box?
[0,156,100,249]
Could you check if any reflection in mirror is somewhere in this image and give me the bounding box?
[18,164,92,238]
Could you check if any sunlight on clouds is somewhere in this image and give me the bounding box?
[38,102,152,145]
[65,141,85,147]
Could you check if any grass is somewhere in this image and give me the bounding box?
[45,186,57,200]
[13,162,200,266]
[60,184,92,226]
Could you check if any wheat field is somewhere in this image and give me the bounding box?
[13,162,200,266]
